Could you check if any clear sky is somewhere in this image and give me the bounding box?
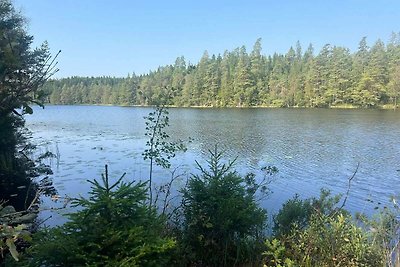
[14,0,400,78]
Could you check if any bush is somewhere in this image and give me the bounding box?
[263,239,295,267]
[284,213,384,266]
[25,165,175,267]
[272,194,313,237]
[273,189,341,237]
[267,190,386,267]
[180,146,267,266]
[360,198,400,266]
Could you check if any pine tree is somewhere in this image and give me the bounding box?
[326,47,352,105]
[218,51,232,106]
[233,47,254,106]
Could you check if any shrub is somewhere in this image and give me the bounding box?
[360,197,400,266]
[272,194,313,237]
[180,146,267,266]
[273,189,341,237]
[284,213,384,266]
[25,165,175,266]
[267,190,385,267]
[263,239,295,267]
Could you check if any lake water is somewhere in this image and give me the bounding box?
[25,105,400,225]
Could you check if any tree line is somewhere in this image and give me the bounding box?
[43,35,400,108]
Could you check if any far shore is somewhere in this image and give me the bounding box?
[42,103,399,110]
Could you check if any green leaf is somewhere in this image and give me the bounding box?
[6,238,19,261]
[205,222,213,228]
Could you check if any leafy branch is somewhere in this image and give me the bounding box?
[142,103,187,207]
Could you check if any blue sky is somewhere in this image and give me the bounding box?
[14,0,400,78]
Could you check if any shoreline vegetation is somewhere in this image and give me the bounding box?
[42,33,400,110]
[43,102,399,110]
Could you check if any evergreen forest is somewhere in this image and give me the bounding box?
[43,36,400,108]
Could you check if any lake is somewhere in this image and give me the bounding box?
[26,105,400,225]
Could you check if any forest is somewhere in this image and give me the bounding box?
[43,36,400,108]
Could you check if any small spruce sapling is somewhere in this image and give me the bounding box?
[181,146,269,266]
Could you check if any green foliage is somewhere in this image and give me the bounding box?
[273,195,313,237]
[0,223,28,262]
[388,65,400,108]
[0,0,59,115]
[0,3,57,264]
[0,0,56,211]
[180,146,267,266]
[268,190,392,266]
[273,189,342,237]
[0,114,55,211]
[359,196,400,266]
[42,33,400,108]
[263,239,295,267]
[0,203,32,263]
[142,104,186,206]
[283,213,384,266]
[25,165,175,267]
[143,106,185,170]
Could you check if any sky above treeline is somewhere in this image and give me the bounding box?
[14,0,400,78]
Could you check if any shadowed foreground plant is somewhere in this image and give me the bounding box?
[24,165,175,267]
[180,146,268,267]
[0,0,59,213]
[0,203,32,263]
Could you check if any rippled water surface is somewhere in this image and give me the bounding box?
[26,106,400,225]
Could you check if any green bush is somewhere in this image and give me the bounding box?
[267,190,386,267]
[272,194,313,237]
[273,189,342,237]
[284,213,384,266]
[24,166,175,267]
[360,198,400,266]
[263,239,295,267]
[180,146,267,266]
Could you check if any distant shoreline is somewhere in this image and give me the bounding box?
[42,103,399,110]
